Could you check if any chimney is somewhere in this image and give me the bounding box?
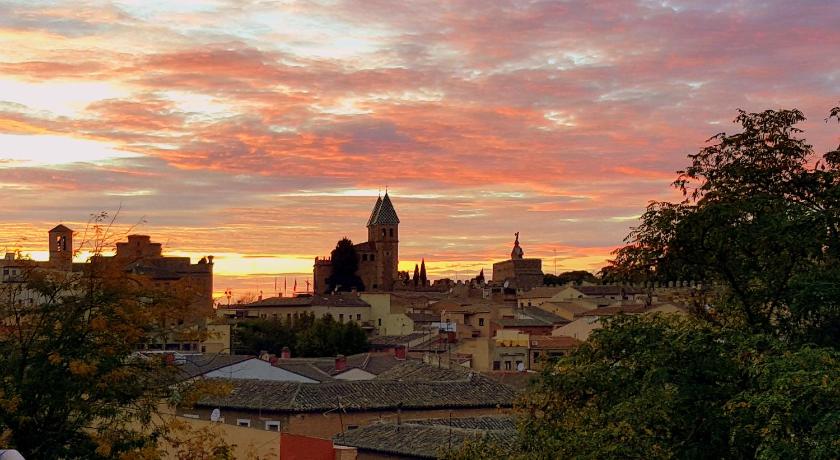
[281,346,291,359]
[335,354,347,372]
[394,345,407,360]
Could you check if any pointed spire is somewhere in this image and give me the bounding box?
[366,195,383,227]
[368,192,400,226]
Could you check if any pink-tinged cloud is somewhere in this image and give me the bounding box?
[0,0,838,295]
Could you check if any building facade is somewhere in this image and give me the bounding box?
[1,225,215,352]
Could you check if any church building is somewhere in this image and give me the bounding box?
[314,193,400,293]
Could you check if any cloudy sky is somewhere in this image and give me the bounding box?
[0,0,838,298]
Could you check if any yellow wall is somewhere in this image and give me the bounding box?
[155,414,279,459]
[203,324,231,354]
[362,293,416,335]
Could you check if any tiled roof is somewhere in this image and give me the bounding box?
[366,196,383,227]
[575,304,649,317]
[235,293,369,309]
[373,360,472,382]
[495,307,568,328]
[166,353,254,380]
[495,318,552,328]
[541,301,596,315]
[274,352,403,377]
[368,193,400,226]
[528,335,581,349]
[369,333,428,347]
[273,362,335,382]
[408,415,516,431]
[406,312,438,323]
[197,373,516,413]
[577,285,645,296]
[517,286,565,299]
[521,307,566,324]
[333,416,516,459]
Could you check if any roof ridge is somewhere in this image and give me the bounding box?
[289,382,303,407]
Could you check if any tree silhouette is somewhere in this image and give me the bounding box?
[326,237,365,292]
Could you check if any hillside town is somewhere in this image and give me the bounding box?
[1,194,703,458]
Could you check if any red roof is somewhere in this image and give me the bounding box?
[529,335,580,349]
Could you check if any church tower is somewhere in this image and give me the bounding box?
[48,224,73,271]
[367,193,399,290]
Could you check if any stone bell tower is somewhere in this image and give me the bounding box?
[366,192,400,291]
[48,224,73,271]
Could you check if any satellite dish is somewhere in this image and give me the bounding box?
[210,408,221,422]
[517,362,525,372]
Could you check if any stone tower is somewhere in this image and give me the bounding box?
[367,192,400,290]
[48,224,73,271]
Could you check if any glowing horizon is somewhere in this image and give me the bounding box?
[1,0,838,298]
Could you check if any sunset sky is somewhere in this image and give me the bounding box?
[1,0,838,299]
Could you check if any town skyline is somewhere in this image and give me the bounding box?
[2,0,839,297]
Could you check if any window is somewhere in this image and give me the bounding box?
[237,419,251,427]
[286,313,291,321]
[504,361,512,370]
[182,413,200,419]
[382,229,386,237]
[362,254,368,261]
[347,425,359,430]
[339,313,344,322]
[516,360,523,370]
[356,314,361,321]
[493,361,501,370]
[478,318,485,326]
[265,421,281,431]
[389,228,394,237]
[272,313,278,320]
[370,254,375,261]
[378,318,382,326]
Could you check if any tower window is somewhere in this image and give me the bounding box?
[382,229,386,237]
[370,254,375,261]
[55,235,67,252]
[389,228,394,237]
[362,254,367,261]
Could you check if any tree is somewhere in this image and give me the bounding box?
[412,263,420,287]
[608,107,840,344]
[0,215,216,458]
[326,238,365,292]
[544,270,598,286]
[452,105,840,459]
[295,315,369,357]
[233,314,369,358]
